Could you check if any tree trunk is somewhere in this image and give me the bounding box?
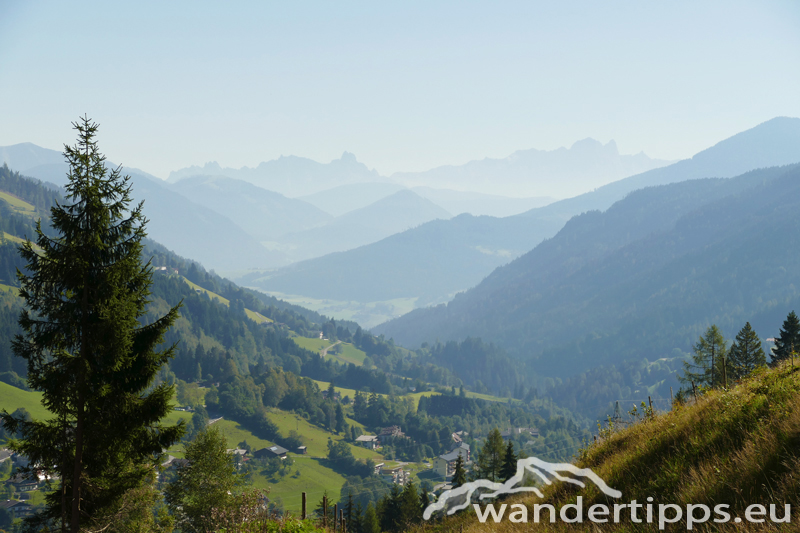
[70,392,84,533]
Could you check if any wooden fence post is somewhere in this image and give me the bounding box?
[723,357,728,389]
[301,492,307,520]
[692,381,698,403]
[670,387,674,405]
[323,495,328,529]
[648,396,653,413]
[333,504,338,533]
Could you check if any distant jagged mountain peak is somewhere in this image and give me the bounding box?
[168,151,384,197]
[390,138,673,198]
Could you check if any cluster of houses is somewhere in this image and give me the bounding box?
[0,448,47,518]
[433,442,471,477]
[500,427,539,440]
[354,425,405,451]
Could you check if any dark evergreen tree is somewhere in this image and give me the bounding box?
[353,390,367,420]
[335,402,347,434]
[344,492,355,528]
[378,484,402,533]
[351,501,364,533]
[399,481,422,527]
[728,322,766,380]
[451,454,467,488]
[499,440,518,482]
[1,118,183,533]
[419,487,431,518]
[772,311,800,364]
[314,490,332,522]
[362,502,380,533]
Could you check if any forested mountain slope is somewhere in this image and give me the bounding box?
[376,164,800,379]
[169,175,333,240]
[270,190,452,263]
[241,118,800,311]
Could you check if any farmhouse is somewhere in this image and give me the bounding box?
[254,445,288,459]
[378,425,404,443]
[0,499,33,518]
[355,435,378,450]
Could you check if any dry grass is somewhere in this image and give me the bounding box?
[419,361,800,532]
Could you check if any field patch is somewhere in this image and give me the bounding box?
[182,277,271,324]
[0,191,35,213]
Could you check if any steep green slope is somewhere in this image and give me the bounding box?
[442,361,800,533]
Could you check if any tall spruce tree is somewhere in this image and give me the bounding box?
[378,484,403,533]
[680,325,726,389]
[727,322,766,380]
[399,481,423,527]
[0,118,184,532]
[473,428,505,482]
[362,502,380,533]
[451,454,467,488]
[499,440,518,482]
[772,311,800,365]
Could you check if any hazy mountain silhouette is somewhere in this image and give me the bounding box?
[241,117,800,321]
[0,144,281,272]
[267,189,452,263]
[391,138,673,198]
[168,152,385,197]
[374,164,800,379]
[169,175,333,240]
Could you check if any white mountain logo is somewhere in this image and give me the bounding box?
[423,457,621,519]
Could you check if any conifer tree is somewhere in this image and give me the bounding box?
[727,322,766,380]
[344,492,355,527]
[772,311,800,364]
[451,454,467,488]
[680,325,726,389]
[351,501,364,533]
[400,481,423,526]
[314,490,330,522]
[362,502,380,533]
[1,118,183,532]
[473,428,505,482]
[419,488,431,518]
[378,484,402,533]
[499,440,518,482]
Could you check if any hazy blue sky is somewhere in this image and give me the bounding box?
[1,1,799,179]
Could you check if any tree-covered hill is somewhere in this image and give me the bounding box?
[376,163,800,390]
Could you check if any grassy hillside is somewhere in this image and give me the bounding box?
[162,407,386,513]
[182,276,272,324]
[291,336,368,367]
[0,190,35,213]
[0,381,190,428]
[311,379,507,411]
[0,381,49,420]
[438,361,800,532]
